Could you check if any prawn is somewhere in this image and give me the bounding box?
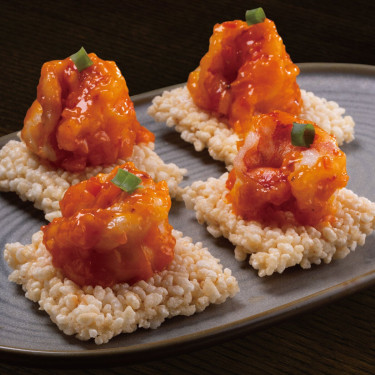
[21,53,154,172]
[187,18,301,135]
[42,162,175,287]
[226,111,348,226]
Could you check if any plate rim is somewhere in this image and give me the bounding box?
[1,269,375,367]
[1,62,375,367]
[129,62,375,104]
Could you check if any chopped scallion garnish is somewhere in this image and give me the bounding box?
[291,122,315,148]
[245,8,266,26]
[111,169,143,194]
[70,47,93,72]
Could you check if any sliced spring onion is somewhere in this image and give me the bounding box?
[245,8,266,26]
[70,47,93,72]
[111,169,143,194]
[291,122,316,148]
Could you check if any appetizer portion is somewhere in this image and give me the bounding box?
[21,49,154,172]
[187,9,301,134]
[4,164,239,344]
[42,162,175,287]
[0,49,186,219]
[182,112,375,276]
[148,9,354,165]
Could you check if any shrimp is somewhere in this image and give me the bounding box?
[187,18,301,135]
[21,53,154,172]
[226,111,348,226]
[42,162,175,287]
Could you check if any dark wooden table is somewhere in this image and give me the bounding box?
[0,1,374,373]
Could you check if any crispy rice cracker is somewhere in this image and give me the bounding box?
[182,173,375,276]
[0,138,186,221]
[4,229,239,345]
[148,86,355,166]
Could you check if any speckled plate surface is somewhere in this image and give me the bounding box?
[1,63,374,367]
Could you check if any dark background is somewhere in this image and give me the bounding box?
[0,0,374,136]
[0,1,375,374]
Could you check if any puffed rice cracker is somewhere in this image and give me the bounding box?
[0,138,187,221]
[182,173,375,276]
[4,229,239,345]
[148,86,355,166]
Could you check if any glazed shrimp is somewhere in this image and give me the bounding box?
[21,53,154,172]
[187,18,301,135]
[42,162,175,287]
[226,111,348,226]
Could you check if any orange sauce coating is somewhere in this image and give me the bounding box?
[226,111,348,226]
[42,162,175,287]
[187,19,301,135]
[21,53,154,172]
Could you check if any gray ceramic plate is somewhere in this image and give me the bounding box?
[1,63,374,367]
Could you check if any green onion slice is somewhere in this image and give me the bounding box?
[291,122,316,148]
[111,169,143,194]
[245,8,266,26]
[70,47,93,72]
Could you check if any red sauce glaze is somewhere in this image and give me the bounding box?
[187,19,301,135]
[226,111,348,226]
[21,53,154,172]
[42,162,175,287]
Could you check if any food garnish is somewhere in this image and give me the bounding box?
[42,162,175,287]
[70,47,93,71]
[245,7,266,25]
[291,122,315,148]
[111,168,143,194]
